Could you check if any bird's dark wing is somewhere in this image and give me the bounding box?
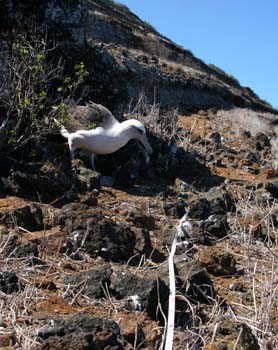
[87,102,120,129]
[52,102,119,132]
[65,102,119,131]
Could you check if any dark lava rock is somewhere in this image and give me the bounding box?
[243,130,251,138]
[163,200,186,218]
[110,270,169,321]
[187,220,212,245]
[56,202,99,230]
[82,223,152,262]
[217,322,260,350]
[75,164,101,191]
[39,332,96,350]
[109,255,215,323]
[199,250,237,276]
[79,192,98,206]
[1,0,85,47]
[38,314,123,350]
[239,323,260,350]
[210,132,222,143]
[63,266,112,299]
[245,151,261,163]
[177,150,223,188]
[202,214,229,239]
[57,203,153,262]
[150,136,223,188]
[114,158,141,187]
[189,198,211,220]
[1,234,39,261]
[171,255,215,304]
[152,151,180,180]
[10,163,72,196]
[266,182,278,199]
[206,186,236,213]
[255,132,270,149]
[187,196,230,243]
[50,191,79,208]
[0,272,19,294]
[126,209,156,230]
[0,204,44,231]
[0,159,42,178]
[0,176,22,196]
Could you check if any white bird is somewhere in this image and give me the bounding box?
[55,103,153,170]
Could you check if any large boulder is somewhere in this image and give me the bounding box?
[0,203,44,231]
[38,314,123,350]
[57,203,153,262]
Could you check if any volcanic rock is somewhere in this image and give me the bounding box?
[38,314,123,350]
[0,271,19,294]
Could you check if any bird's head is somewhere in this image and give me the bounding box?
[125,119,153,155]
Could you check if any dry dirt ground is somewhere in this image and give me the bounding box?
[1,109,278,350]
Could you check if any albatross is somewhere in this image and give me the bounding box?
[56,102,153,170]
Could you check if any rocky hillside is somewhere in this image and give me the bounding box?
[1,1,278,350]
[84,0,276,114]
[1,0,277,115]
[1,103,278,349]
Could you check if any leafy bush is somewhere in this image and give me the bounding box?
[0,25,89,146]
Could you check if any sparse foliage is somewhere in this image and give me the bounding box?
[0,25,89,147]
[126,92,181,143]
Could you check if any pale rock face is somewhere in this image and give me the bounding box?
[0,0,85,46]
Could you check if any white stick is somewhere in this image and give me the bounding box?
[164,212,190,350]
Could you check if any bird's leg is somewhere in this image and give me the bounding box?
[68,141,75,160]
[70,148,75,160]
[90,153,96,171]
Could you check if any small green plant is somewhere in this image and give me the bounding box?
[88,123,97,129]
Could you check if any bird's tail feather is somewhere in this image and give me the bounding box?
[53,118,70,139]
[60,125,70,138]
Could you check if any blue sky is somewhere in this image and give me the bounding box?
[118,0,278,109]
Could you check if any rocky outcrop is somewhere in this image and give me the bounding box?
[84,0,277,114]
[0,0,277,115]
[38,314,123,350]
[0,0,85,46]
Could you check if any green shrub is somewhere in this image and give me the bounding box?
[0,26,89,145]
